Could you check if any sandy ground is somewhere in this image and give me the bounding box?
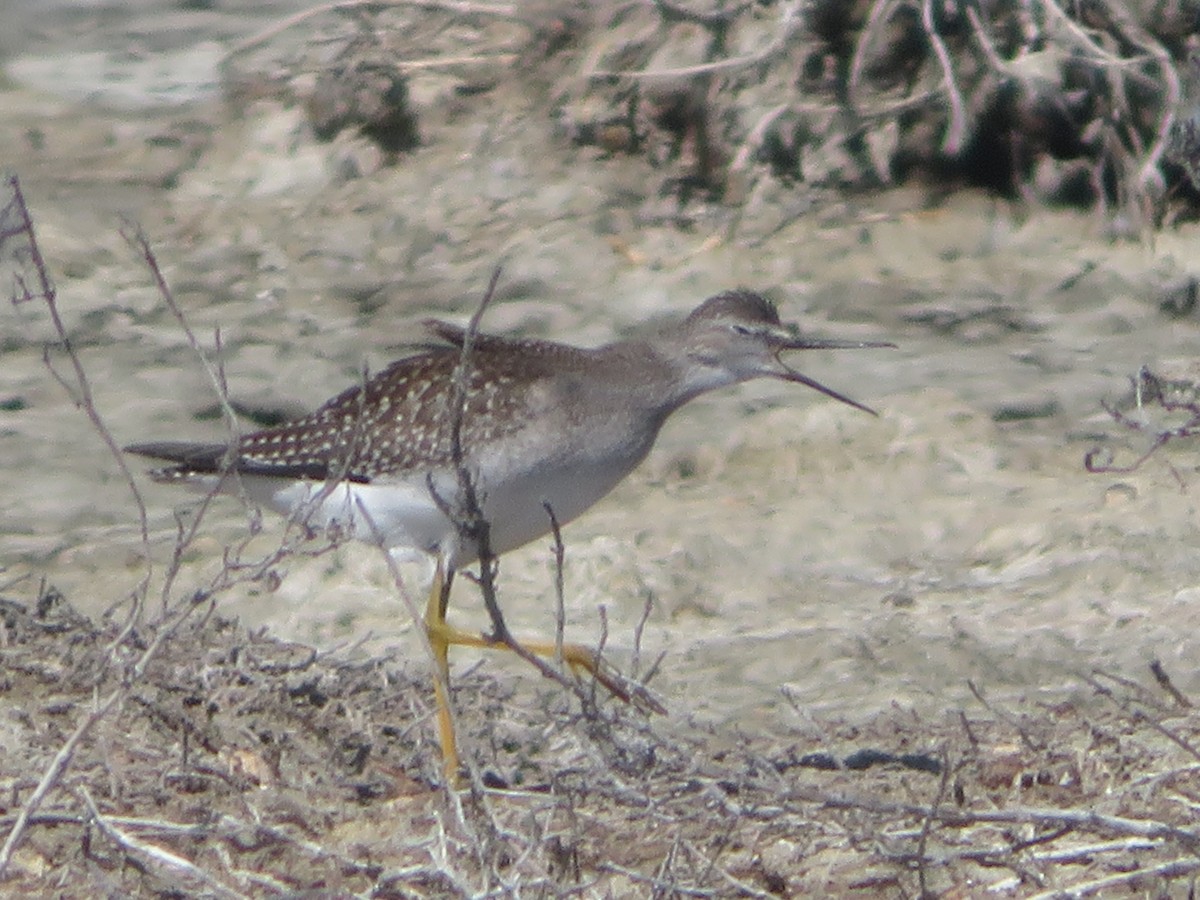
[7,3,1200,897]
[4,4,1200,893]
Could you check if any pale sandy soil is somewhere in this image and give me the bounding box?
[3,3,1200,895]
[7,3,1200,897]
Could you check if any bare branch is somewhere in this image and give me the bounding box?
[921,0,966,155]
[590,1,802,80]
[5,177,152,601]
[543,501,566,668]
[223,0,521,69]
[77,787,247,900]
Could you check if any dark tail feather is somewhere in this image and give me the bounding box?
[124,441,229,475]
[125,440,370,484]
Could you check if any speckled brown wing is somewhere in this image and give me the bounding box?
[128,325,594,484]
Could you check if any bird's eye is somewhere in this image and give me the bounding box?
[731,323,754,336]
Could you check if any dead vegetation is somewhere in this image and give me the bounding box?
[7,0,1200,894]
[3,165,1200,894]
[1087,360,1200,483]
[4,585,1200,897]
[220,0,1200,228]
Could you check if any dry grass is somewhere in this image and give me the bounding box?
[7,2,1200,890]
[3,172,1200,897]
[3,588,1200,897]
[212,0,1200,225]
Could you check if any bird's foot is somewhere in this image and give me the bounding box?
[431,621,665,715]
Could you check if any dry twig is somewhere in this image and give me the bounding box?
[920,0,966,154]
[222,0,520,68]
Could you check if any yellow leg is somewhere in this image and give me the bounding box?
[436,630,636,705]
[424,561,460,785]
[425,563,667,783]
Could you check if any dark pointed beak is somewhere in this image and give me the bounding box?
[768,329,896,417]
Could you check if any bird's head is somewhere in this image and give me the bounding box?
[681,290,895,415]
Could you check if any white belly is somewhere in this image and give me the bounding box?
[188,447,643,570]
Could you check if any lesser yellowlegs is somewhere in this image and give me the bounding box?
[127,289,892,780]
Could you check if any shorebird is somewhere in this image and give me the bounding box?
[127,288,892,781]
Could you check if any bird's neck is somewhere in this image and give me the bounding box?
[598,338,742,419]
